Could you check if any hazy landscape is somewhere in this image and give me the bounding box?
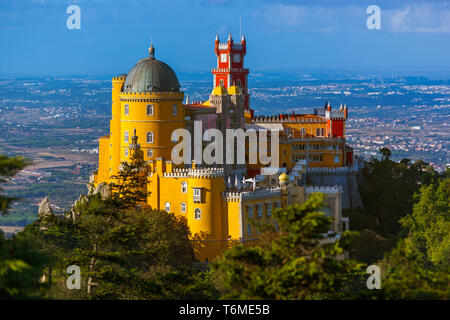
[0,71,449,226]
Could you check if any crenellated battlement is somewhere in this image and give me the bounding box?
[189,167,225,178]
[307,167,357,175]
[253,115,326,123]
[223,187,281,202]
[305,185,343,195]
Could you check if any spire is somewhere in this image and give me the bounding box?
[131,128,138,145]
[241,34,245,42]
[228,33,233,42]
[149,38,155,59]
[185,94,190,105]
[215,34,219,41]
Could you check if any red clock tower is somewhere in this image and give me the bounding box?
[213,33,250,110]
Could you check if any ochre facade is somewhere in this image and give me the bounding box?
[93,36,352,261]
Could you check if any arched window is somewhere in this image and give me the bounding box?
[147,132,153,143]
[124,104,129,115]
[124,131,129,143]
[300,128,306,136]
[147,149,153,158]
[194,208,201,220]
[181,181,187,193]
[147,104,153,115]
[219,79,224,86]
[172,104,177,116]
[124,149,128,157]
[180,202,186,213]
[236,79,241,87]
[165,202,170,212]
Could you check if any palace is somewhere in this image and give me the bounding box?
[92,35,353,261]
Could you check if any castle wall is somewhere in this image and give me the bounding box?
[306,168,363,209]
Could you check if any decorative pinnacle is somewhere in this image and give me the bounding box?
[149,38,155,59]
[215,34,219,41]
[241,34,245,42]
[228,33,233,41]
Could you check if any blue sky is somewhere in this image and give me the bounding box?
[0,0,449,77]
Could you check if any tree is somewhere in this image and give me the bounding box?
[0,155,30,215]
[400,178,449,268]
[28,153,217,299]
[108,153,149,210]
[211,193,365,299]
[0,155,49,299]
[378,238,449,299]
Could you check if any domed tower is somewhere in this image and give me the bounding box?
[117,44,184,171]
[95,43,185,183]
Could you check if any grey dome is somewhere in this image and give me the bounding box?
[123,49,180,93]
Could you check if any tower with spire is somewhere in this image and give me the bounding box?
[213,33,250,110]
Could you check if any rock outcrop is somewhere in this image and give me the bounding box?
[38,196,53,218]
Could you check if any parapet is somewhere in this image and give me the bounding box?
[306,167,357,175]
[305,185,343,195]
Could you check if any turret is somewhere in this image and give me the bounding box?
[241,34,246,55]
[214,34,220,55]
[227,33,233,45]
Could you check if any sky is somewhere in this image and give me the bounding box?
[0,0,449,77]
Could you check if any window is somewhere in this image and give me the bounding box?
[316,128,325,137]
[257,205,263,218]
[311,155,323,162]
[148,132,154,143]
[267,204,272,217]
[147,149,153,158]
[247,224,251,236]
[236,79,241,87]
[219,79,224,86]
[193,188,201,202]
[180,202,186,213]
[124,149,128,157]
[124,131,129,143]
[194,208,201,220]
[165,202,170,212]
[124,104,129,115]
[147,104,153,115]
[300,128,306,136]
[248,206,253,218]
[181,181,187,193]
[172,104,177,116]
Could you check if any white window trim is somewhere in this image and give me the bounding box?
[181,181,187,193]
[180,202,186,213]
[194,208,201,220]
[124,131,129,143]
[147,132,153,144]
[147,104,154,116]
[165,202,170,212]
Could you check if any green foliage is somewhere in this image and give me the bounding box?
[379,238,449,299]
[0,155,31,215]
[0,231,51,299]
[211,193,365,300]
[24,155,217,300]
[108,153,149,210]
[0,155,49,299]
[400,178,450,268]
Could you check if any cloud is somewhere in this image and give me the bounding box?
[386,3,450,33]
